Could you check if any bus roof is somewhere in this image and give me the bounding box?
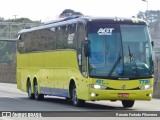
[18,16,147,35]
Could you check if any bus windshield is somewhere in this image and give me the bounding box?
[88,23,153,79]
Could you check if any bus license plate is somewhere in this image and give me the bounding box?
[118,93,129,98]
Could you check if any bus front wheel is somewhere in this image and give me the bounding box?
[122,100,135,108]
[71,84,85,107]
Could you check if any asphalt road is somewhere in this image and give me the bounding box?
[0,83,160,120]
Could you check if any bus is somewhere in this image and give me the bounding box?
[17,16,154,108]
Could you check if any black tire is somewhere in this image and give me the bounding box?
[27,81,35,99]
[71,84,85,107]
[65,97,71,102]
[34,81,44,101]
[122,100,135,108]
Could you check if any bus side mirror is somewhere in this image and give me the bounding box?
[151,41,154,47]
[84,40,90,57]
[18,34,21,40]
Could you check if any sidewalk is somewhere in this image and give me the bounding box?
[0,82,26,94]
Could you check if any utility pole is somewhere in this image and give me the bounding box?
[13,15,18,19]
[142,0,148,11]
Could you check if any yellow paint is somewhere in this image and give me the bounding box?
[17,50,153,101]
[132,18,139,23]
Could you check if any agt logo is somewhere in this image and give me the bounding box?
[139,80,150,84]
[96,80,104,84]
[95,80,108,85]
[97,28,114,35]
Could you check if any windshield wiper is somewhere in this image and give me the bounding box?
[128,45,133,62]
[108,53,122,77]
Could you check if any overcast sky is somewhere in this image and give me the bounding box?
[0,0,159,22]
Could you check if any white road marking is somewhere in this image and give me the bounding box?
[1,96,23,100]
[0,117,13,120]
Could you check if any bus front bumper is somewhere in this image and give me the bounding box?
[88,89,153,101]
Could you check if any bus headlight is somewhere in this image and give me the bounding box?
[139,84,152,90]
[89,84,107,89]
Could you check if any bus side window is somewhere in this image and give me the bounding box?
[56,26,64,49]
[18,34,25,53]
[77,22,87,76]
[66,23,77,49]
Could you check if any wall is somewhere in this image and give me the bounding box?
[0,64,16,83]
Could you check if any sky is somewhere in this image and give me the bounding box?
[0,0,159,22]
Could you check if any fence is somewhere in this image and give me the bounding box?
[0,41,16,83]
[0,21,41,83]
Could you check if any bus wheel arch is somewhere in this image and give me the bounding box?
[33,77,44,100]
[69,79,85,107]
[26,77,34,99]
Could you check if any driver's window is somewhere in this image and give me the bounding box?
[81,43,88,77]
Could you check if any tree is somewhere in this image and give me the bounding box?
[150,20,160,39]
[0,42,16,64]
[0,17,5,22]
[59,9,83,18]
[6,18,35,22]
[137,10,160,25]
[137,10,160,39]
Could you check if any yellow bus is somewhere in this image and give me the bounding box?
[17,16,154,107]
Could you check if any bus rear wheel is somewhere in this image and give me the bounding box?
[71,84,85,107]
[122,100,135,108]
[34,81,44,100]
[27,81,34,99]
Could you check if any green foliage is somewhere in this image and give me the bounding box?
[0,17,41,64]
[0,17,5,21]
[59,9,83,18]
[137,10,160,39]
[0,41,5,48]
[137,10,160,26]
[0,17,40,23]
[6,18,34,23]
[0,42,16,64]
[150,19,160,39]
